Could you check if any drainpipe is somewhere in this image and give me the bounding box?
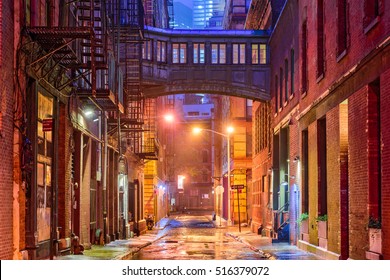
[50,97,59,259]
[102,111,108,243]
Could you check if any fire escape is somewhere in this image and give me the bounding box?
[24,1,122,113]
[24,0,161,162]
[109,0,159,160]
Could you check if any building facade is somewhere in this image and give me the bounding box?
[247,0,390,259]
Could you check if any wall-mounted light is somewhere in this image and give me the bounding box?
[84,108,94,117]
[293,155,300,163]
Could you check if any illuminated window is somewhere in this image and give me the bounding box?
[157,41,167,62]
[251,44,267,64]
[193,43,205,64]
[172,43,187,63]
[233,43,246,64]
[142,40,152,60]
[211,43,226,64]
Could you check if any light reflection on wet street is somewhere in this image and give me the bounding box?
[132,214,267,260]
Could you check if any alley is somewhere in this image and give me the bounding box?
[131,214,321,260]
[132,214,267,260]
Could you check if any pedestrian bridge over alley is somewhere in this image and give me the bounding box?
[141,27,270,101]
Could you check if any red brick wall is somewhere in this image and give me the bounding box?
[308,121,319,246]
[380,68,390,259]
[288,114,299,244]
[57,104,73,239]
[299,0,390,111]
[348,87,369,259]
[0,0,15,260]
[251,100,273,234]
[80,136,91,246]
[326,106,340,254]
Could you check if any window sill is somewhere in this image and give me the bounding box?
[301,91,307,99]
[289,93,295,100]
[336,49,347,63]
[364,16,380,35]
[316,73,325,83]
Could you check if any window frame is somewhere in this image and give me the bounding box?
[233,43,246,64]
[172,43,187,64]
[251,43,267,64]
[157,40,167,63]
[211,43,226,64]
[142,39,153,61]
[193,43,205,64]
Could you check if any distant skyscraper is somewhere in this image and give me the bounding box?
[192,0,225,29]
[172,2,193,29]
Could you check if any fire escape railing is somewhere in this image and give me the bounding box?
[24,0,123,113]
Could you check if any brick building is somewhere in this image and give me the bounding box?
[0,0,15,260]
[0,0,172,260]
[247,0,390,259]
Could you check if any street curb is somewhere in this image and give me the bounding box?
[225,232,273,259]
[115,233,168,260]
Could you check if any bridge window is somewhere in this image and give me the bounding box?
[142,40,152,60]
[211,43,226,64]
[233,43,246,64]
[157,41,167,63]
[172,43,187,63]
[251,44,267,64]
[193,43,205,64]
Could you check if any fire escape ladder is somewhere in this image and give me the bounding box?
[139,98,159,160]
[114,0,145,157]
[24,1,121,112]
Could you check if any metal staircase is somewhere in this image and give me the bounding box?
[25,0,122,112]
[272,202,290,243]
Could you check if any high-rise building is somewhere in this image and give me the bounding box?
[171,2,193,29]
[193,0,225,29]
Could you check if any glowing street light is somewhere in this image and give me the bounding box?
[193,126,234,225]
[163,113,174,123]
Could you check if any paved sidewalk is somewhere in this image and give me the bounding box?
[56,218,171,260]
[211,215,323,260]
[57,215,322,260]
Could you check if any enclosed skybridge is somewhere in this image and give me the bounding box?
[141,26,271,101]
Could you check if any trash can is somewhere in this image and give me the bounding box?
[258,224,264,235]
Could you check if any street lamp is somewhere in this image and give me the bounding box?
[193,126,234,225]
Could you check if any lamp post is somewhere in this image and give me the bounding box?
[193,126,233,225]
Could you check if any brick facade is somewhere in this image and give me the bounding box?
[295,0,389,259]
[248,0,390,258]
[0,0,15,260]
[380,68,390,259]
